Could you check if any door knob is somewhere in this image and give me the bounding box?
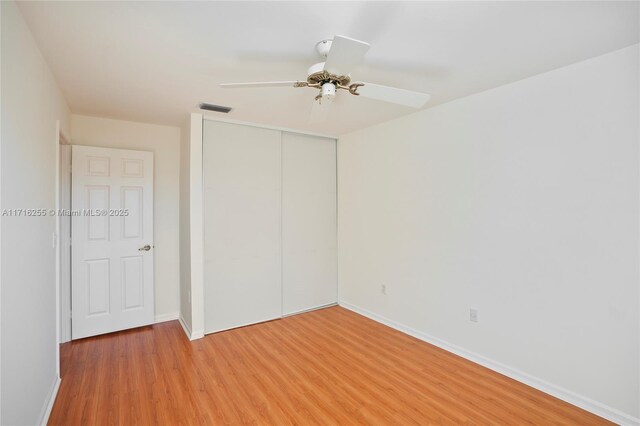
[138,244,152,251]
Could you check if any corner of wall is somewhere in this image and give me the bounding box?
[179,115,193,331]
[188,113,205,335]
[178,113,205,336]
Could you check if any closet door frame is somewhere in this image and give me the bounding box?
[197,115,337,336]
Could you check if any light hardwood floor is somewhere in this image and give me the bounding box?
[49,306,611,425]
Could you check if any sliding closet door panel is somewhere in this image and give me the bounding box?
[203,121,282,333]
[282,132,337,315]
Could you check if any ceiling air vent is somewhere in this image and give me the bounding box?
[199,103,232,113]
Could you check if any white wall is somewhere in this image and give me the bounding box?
[1,1,71,424]
[70,115,181,321]
[338,45,639,421]
[178,112,205,339]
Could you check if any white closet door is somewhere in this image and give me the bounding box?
[203,121,282,333]
[282,132,337,315]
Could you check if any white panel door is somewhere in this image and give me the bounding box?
[203,121,282,333]
[282,132,337,315]
[71,145,154,339]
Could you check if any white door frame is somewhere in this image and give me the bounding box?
[58,137,72,343]
[55,122,71,376]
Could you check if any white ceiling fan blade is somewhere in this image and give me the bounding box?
[357,83,431,108]
[323,35,370,76]
[220,81,299,88]
[309,97,333,124]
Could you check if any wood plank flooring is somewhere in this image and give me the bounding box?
[49,306,611,425]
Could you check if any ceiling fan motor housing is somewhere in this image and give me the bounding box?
[307,62,351,87]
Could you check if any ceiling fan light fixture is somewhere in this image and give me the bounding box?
[321,82,336,99]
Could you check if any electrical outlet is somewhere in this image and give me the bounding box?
[470,309,478,322]
[381,284,387,295]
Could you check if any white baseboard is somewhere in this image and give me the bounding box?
[178,315,192,339]
[154,312,180,324]
[178,315,205,341]
[339,301,639,426]
[282,302,338,317]
[39,376,61,425]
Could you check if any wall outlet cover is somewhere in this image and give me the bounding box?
[470,309,478,322]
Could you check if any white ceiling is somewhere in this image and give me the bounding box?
[19,1,639,136]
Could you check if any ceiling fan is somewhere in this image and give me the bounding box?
[220,36,431,123]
